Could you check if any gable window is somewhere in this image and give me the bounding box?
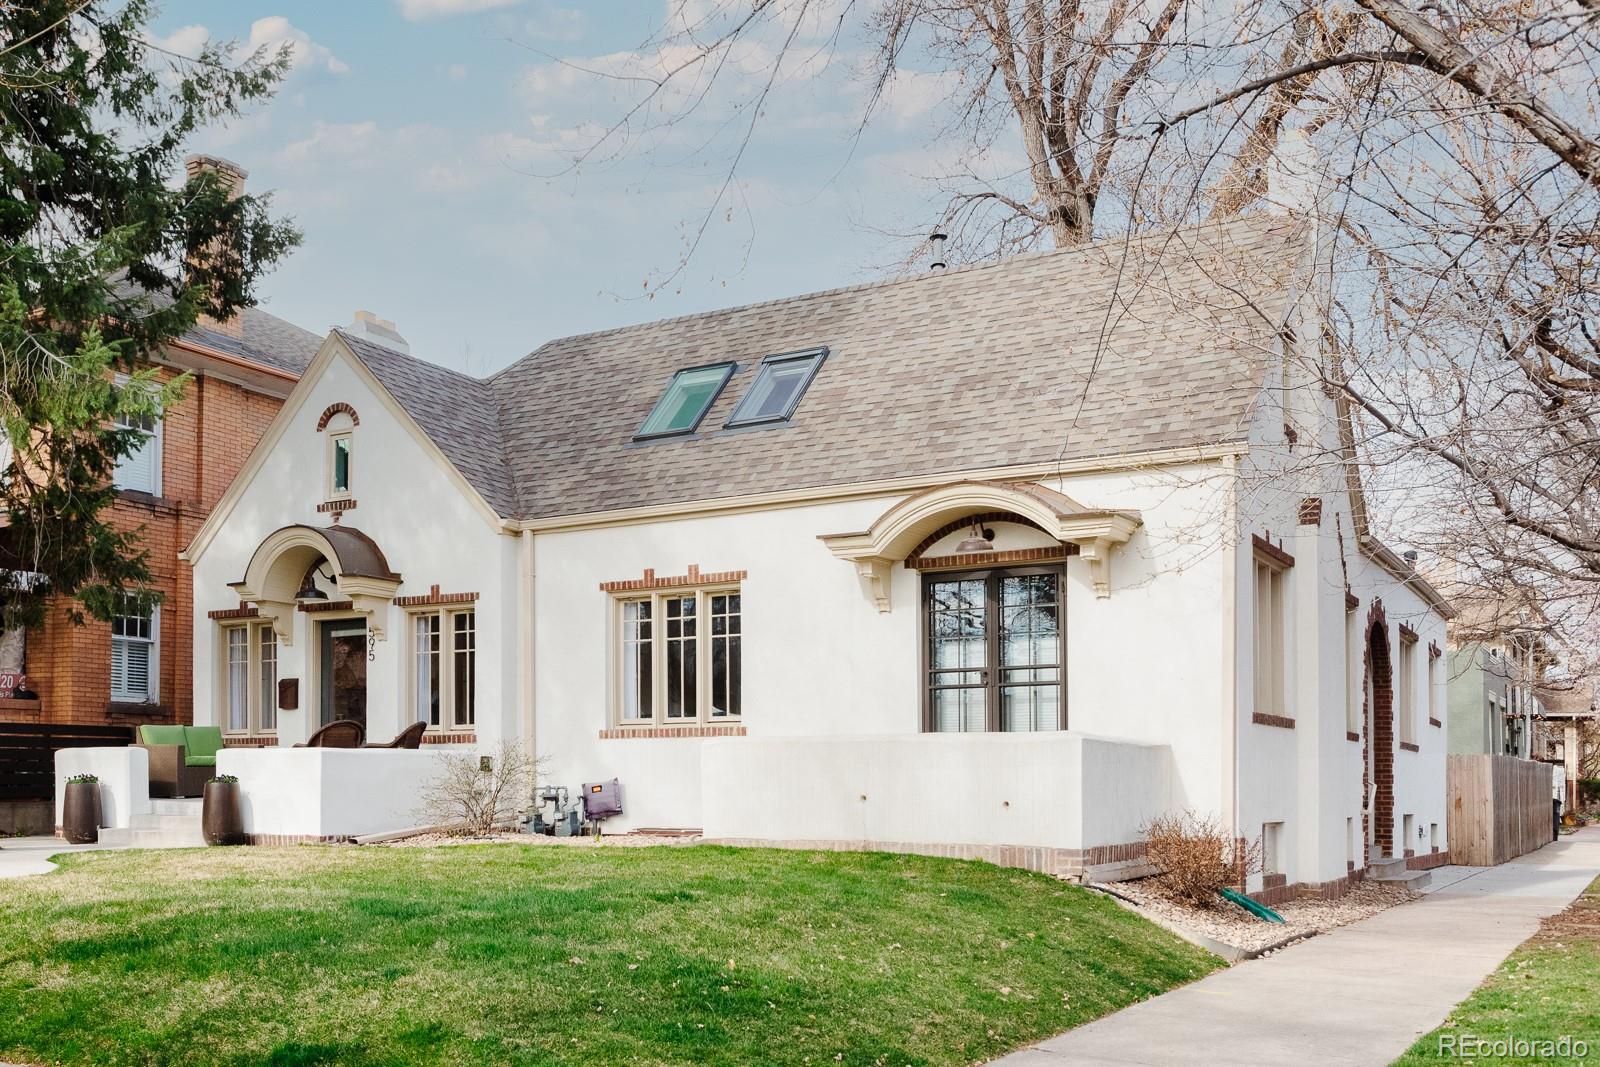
[923,567,1064,733]
[635,363,734,439]
[726,347,827,427]
[1252,541,1291,719]
[328,431,353,497]
[410,608,475,729]
[113,389,162,496]
[614,587,740,725]
[222,621,278,734]
[111,599,158,703]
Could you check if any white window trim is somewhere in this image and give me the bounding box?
[219,620,278,736]
[111,603,159,704]
[112,374,163,497]
[406,607,476,732]
[610,585,741,728]
[1344,608,1360,735]
[1252,551,1289,719]
[1398,634,1418,744]
[327,430,353,499]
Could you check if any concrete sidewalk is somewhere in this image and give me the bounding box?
[996,828,1600,1066]
[0,836,111,879]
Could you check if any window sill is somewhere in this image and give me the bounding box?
[1251,712,1295,730]
[1399,741,1420,753]
[0,697,41,714]
[600,725,746,739]
[1428,717,1442,728]
[105,702,171,718]
[1346,730,1360,742]
[223,735,280,747]
[422,731,476,745]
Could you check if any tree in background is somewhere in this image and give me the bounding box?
[0,0,300,632]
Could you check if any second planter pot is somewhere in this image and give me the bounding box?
[201,780,246,846]
[61,781,102,844]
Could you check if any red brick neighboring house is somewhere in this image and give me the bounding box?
[1,162,320,732]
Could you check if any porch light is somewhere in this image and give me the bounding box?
[294,562,332,603]
[956,522,994,553]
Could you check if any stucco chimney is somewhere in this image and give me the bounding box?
[345,310,411,356]
[184,154,249,340]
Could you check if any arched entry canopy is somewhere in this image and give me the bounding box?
[818,480,1141,611]
[229,525,402,644]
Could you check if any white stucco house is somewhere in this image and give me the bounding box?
[182,215,1453,900]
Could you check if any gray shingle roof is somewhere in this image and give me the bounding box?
[185,307,323,375]
[348,215,1309,522]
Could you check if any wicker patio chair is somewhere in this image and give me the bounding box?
[294,719,366,748]
[365,722,427,750]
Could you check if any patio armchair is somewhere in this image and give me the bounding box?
[137,724,224,798]
[295,719,366,748]
[365,721,427,749]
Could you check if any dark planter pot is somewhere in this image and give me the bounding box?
[201,781,246,846]
[61,781,101,844]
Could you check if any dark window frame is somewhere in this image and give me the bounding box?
[633,361,737,441]
[724,346,829,428]
[918,563,1068,733]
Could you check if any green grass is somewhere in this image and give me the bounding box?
[0,844,1221,1066]
[1395,876,1600,1065]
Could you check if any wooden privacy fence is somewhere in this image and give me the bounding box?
[0,722,133,801]
[1447,754,1553,867]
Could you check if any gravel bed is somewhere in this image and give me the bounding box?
[1104,876,1419,953]
[382,830,702,848]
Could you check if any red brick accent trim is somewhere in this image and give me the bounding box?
[299,600,355,613]
[316,499,357,514]
[105,702,172,719]
[599,725,747,739]
[908,546,1072,571]
[1262,872,1287,890]
[223,735,279,748]
[905,511,1049,562]
[599,565,747,593]
[208,605,260,620]
[1428,640,1442,660]
[1399,741,1420,753]
[1398,623,1419,644]
[1252,712,1296,730]
[1366,599,1394,856]
[315,402,359,431]
[1428,717,1442,728]
[396,585,479,607]
[1408,849,1451,871]
[244,833,356,846]
[1251,533,1294,568]
[1298,497,1323,526]
[1345,591,1360,612]
[422,731,476,745]
[1346,730,1360,742]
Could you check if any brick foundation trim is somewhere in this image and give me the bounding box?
[1408,849,1451,871]
[600,565,747,593]
[1252,712,1296,730]
[599,725,746,739]
[700,836,1145,881]
[422,731,476,745]
[223,735,279,748]
[245,833,355,846]
[396,585,479,607]
[1250,866,1368,906]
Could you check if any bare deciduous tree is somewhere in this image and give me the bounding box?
[418,741,542,837]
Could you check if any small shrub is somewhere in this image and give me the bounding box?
[1141,811,1261,908]
[418,741,542,837]
[65,773,98,785]
[209,774,238,785]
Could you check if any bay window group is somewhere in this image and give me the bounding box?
[617,587,741,726]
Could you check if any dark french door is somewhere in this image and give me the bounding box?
[318,619,368,729]
[922,566,1065,732]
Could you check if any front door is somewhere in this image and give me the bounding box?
[318,619,368,728]
[923,567,1065,732]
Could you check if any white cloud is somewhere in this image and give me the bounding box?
[148,23,209,60]
[396,0,522,21]
[447,63,469,81]
[247,16,349,76]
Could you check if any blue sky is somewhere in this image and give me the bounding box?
[150,1,957,374]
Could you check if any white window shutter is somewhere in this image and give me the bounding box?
[115,437,157,493]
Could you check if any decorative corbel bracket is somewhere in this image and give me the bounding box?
[853,557,894,614]
[1057,514,1142,599]
[254,598,296,647]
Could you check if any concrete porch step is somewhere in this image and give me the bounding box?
[1367,854,1410,880]
[98,826,207,849]
[1368,865,1431,891]
[150,798,203,816]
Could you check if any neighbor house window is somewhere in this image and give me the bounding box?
[924,567,1063,733]
[1398,633,1417,744]
[1345,605,1359,735]
[113,387,162,495]
[111,599,158,703]
[614,587,740,725]
[635,363,734,439]
[328,432,352,497]
[410,608,474,729]
[725,347,827,427]
[1252,543,1290,719]
[221,621,277,734]
[1426,650,1438,725]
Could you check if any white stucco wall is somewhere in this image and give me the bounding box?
[54,747,150,829]
[217,748,456,838]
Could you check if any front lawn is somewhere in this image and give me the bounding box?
[0,844,1220,1066]
[1395,875,1600,1065]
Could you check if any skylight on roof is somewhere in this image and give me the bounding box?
[726,347,828,427]
[635,363,735,439]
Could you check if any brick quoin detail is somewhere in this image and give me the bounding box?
[599,565,747,593]
[315,402,359,431]
[1365,599,1396,857]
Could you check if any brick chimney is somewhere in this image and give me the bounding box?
[185,154,249,339]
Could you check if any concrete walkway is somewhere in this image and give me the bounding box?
[997,828,1600,1066]
[0,836,112,879]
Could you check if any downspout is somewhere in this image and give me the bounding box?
[1221,454,1240,847]
[518,528,536,803]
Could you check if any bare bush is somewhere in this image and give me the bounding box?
[417,741,541,838]
[1142,811,1262,908]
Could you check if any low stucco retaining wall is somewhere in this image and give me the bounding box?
[54,746,150,830]
[700,732,1172,873]
[217,748,456,840]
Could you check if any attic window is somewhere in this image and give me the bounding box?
[635,363,735,440]
[726,347,828,427]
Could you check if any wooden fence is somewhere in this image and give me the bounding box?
[0,721,133,801]
[1447,754,1554,866]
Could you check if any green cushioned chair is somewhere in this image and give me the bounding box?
[137,724,215,798]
